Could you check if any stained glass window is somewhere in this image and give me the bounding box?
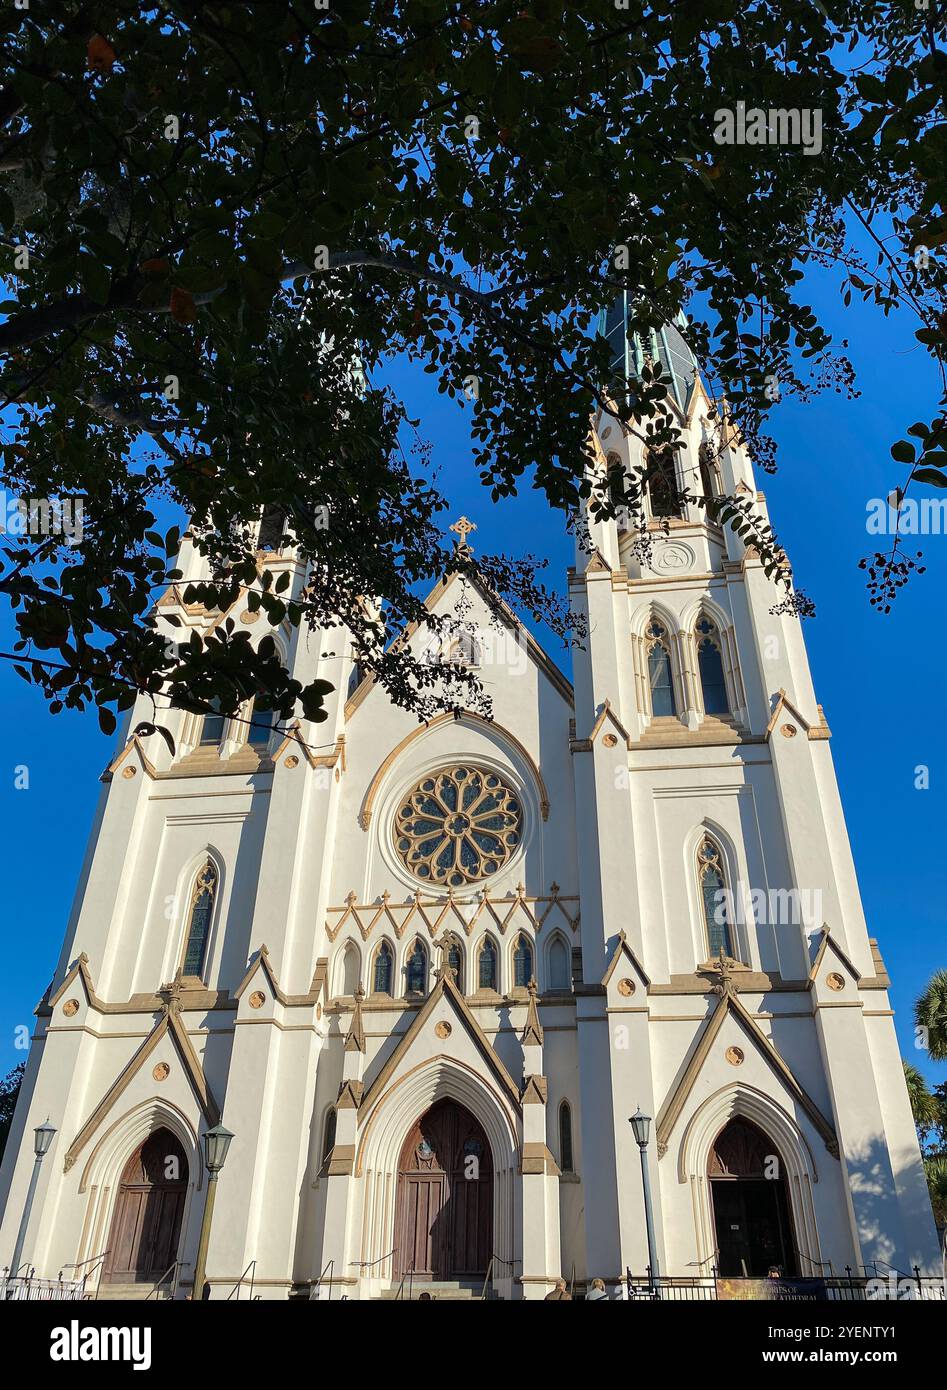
[406,939,427,995]
[696,617,729,715]
[559,1101,574,1173]
[182,861,217,977]
[478,937,498,992]
[513,934,533,989]
[199,699,225,747]
[373,940,393,995]
[647,621,677,717]
[698,837,734,959]
[395,767,522,887]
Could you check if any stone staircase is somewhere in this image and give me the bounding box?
[376,1279,497,1301]
[94,1282,175,1301]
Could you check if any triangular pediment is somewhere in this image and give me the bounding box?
[345,563,573,719]
[63,997,221,1173]
[357,972,522,1123]
[655,982,838,1158]
[809,926,862,987]
[602,930,651,990]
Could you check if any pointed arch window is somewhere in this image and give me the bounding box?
[444,936,464,993]
[648,449,682,518]
[321,1106,337,1168]
[548,936,570,992]
[646,620,677,717]
[698,443,722,508]
[559,1100,575,1174]
[199,698,226,747]
[406,938,428,996]
[696,616,729,715]
[247,693,277,748]
[698,837,734,960]
[182,860,218,977]
[513,934,533,990]
[373,940,394,996]
[447,632,481,667]
[337,940,359,997]
[478,937,498,992]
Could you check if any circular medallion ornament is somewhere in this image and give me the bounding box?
[653,542,696,575]
[284,755,299,769]
[435,1020,452,1039]
[725,1046,745,1067]
[249,990,266,1009]
[826,972,845,992]
[239,609,260,624]
[122,766,137,779]
[152,1062,170,1082]
[780,723,797,739]
[617,978,636,998]
[62,998,80,1017]
[394,766,522,887]
[602,733,618,748]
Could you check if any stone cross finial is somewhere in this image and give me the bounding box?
[449,515,477,553]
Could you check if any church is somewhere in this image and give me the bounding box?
[0,318,939,1299]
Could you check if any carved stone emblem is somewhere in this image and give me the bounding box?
[249,990,266,1009]
[152,1062,170,1082]
[62,999,80,1017]
[826,972,845,992]
[780,723,797,739]
[725,1045,745,1066]
[435,1021,452,1039]
[617,978,636,997]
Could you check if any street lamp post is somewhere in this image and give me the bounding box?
[629,1109,660,1295]
[9,1122,56,1288]
[192,1124,234,1302]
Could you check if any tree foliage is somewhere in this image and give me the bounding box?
[1,2,945,733]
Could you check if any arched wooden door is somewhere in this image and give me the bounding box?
[394,1099,493,1281]
[104,1129,188,1283]
[709,1117,798,1277]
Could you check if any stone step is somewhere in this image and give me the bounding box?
[95,1283,174,1301]
[376,1279,495,1301]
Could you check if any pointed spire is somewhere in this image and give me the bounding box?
[345,984,366,1053]
[521,977,544,1046]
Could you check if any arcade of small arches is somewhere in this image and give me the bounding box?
[329,928,573,1002]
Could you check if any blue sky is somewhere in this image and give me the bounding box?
[0,267,944,1104]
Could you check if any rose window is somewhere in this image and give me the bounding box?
[395,767,522,886]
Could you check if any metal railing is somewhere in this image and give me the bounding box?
[480,1252,518,1301]
[309,1258,335,1301]
[1,1265,86,1301]
[625,1264,947,1302]
[226,1259,257,1301]
[146,1259,184,1300]
[60,1250,110,1300]
[395,1260,415,1302]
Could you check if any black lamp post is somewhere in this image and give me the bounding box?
[192,1124,234,1301]
[8,1122,56,1287]
[629,1109,661,1293]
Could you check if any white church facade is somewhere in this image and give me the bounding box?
[0,331,939,1298]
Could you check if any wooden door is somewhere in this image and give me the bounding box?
[394,1099,493,1281]
[105,1129,187,1283]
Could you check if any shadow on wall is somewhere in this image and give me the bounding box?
[838,1131,939,1275]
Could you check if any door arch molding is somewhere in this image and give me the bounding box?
[677,1083,823,1274]
[355,1056,518,1286]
